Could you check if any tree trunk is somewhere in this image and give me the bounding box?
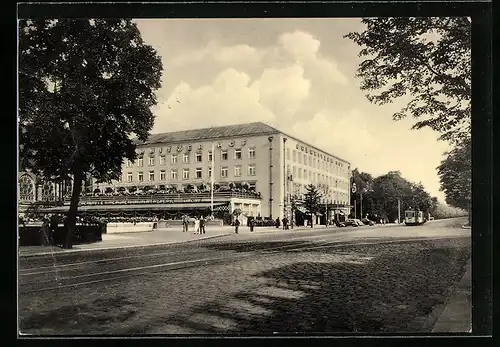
[64,169,83,249]
[468,198,472,226]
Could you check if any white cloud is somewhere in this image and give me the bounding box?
[152,68,276,132]
[170,41,263,67]
[251,65,311,116]
[279,30,320,58]
[290,110,380,162]
[278,31,348,85]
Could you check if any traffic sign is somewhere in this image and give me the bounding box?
[351,183,357,194]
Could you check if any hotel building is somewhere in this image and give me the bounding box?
[93,122,352,220]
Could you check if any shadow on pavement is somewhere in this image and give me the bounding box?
[123,239,470,334]
[20,295,139,334]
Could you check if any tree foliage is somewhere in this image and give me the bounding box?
[345,17,471,144]
[19,19,163,247]
[303,184,322,220]
[354,171,432,222]
[437,137,471,212]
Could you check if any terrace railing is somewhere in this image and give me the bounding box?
[66,191,262,206]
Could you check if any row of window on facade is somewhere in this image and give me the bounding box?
[287,148,347,174]
[287,165,349,189]
[126,148,256,168]
[121,164,257,183]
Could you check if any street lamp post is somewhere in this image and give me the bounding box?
[288,174,294,229]
[398,198,401,224]
[335,179,339,223]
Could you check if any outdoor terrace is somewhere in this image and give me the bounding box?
[66,191,262,206]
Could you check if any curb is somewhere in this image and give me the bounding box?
[431,258,472,332]
[19,233,233,258]
[415,259,471,332]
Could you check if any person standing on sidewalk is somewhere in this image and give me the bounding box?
[275,217,280,229]
[234,218,240,234]
[199,216,206,234]
[41,218,50,246]
[194,216,200,234]
[249,218,254,232]
[49,214,59,245]
[182,215,189,232]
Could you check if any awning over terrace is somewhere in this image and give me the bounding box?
[40,202,229,213]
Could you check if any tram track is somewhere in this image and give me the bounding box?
[17,235,467,294]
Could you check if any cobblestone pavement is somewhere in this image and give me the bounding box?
[18,219,470,335]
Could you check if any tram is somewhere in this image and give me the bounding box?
[404,209,426,226]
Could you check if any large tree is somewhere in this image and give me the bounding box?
[345,17,471,144]
[19,19,163,248]
[436,137,471,224]
[303,184,322,227]
[369,171,432,222]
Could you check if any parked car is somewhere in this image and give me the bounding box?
[361,218,375,226]
[344,219,359,227]
[334,220,346,227]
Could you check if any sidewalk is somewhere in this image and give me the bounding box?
[18,223,400,257]
[432,259,472,332]
[18,227,233,257]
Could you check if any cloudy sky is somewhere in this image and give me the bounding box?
[134,18,451,202]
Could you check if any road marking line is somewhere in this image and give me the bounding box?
[19,248,221,274]
[22,255,238,281]
[20,241,314,275]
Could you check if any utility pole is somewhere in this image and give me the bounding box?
[283,137,287,221]
[360,189,363,219]
[268,136,274,219]
[398,198,401,224]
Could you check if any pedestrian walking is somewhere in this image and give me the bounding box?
[234,218,240,234]
[199,216,206,234]
[49,214,58,245]
[182,215,189,232]
[41,218,50,246]
[249,218,254,232]
[283,217,289,230]
[275,217,280,229]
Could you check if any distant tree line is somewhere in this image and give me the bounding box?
[350,169,467,222]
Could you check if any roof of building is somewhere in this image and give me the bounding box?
[136,122,279,145]
[136,121,350,165]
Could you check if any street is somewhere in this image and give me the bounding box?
[18,218,470,335]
